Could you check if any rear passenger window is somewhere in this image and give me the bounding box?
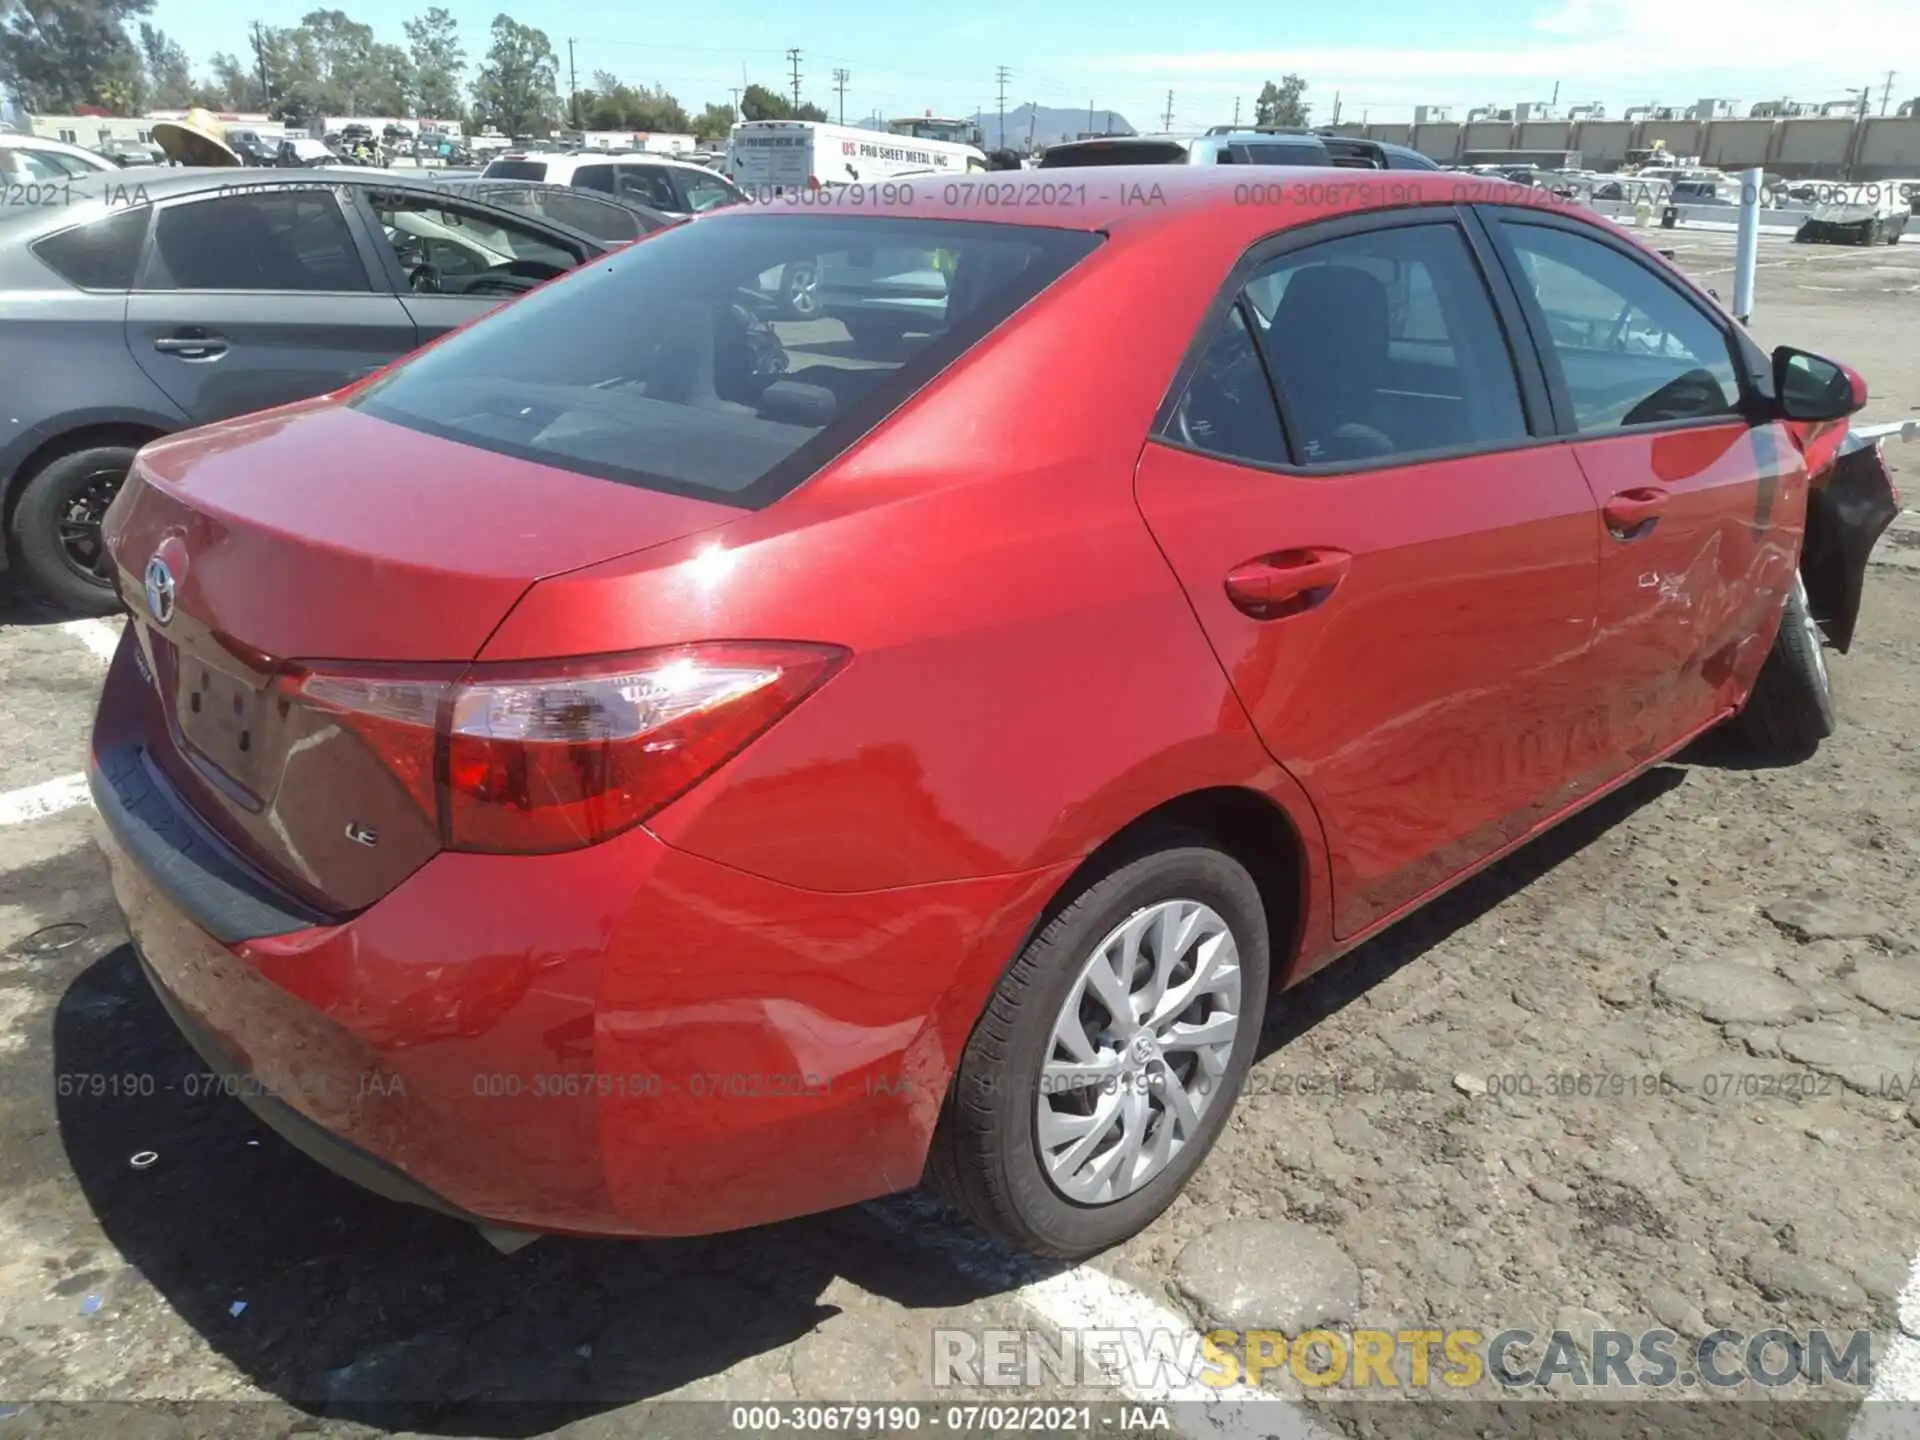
[32,205,151,290]
[1498,221,1739,431]
[1168,303,1289,465]
[147,192,368,292]
[1244,224,1529,465]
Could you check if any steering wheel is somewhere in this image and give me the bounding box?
[407,262,441,294]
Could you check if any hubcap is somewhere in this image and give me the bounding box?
[1036,898,1242,1205]
[786,264,819,317]
[55,469,122,585]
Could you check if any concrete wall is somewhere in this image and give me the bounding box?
[1463,120,1513,152]
[1575,121,1633,167]
[1516,120,1574,152]
[1771,117,1856,176]
[1343,112,1920,180]
[1411,122,1461,159]
[1856,117,1920,180]
[1703,119,1771,169]
[1637,119,1703,156]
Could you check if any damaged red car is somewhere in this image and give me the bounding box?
[91,172,1896,1259]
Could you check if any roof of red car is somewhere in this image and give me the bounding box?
[721,166,1556,235]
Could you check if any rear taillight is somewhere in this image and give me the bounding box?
[282,642,845,855]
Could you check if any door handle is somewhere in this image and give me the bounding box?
[1224,548,1352,620]
[1603,486,1668,539]
[152,331,228,360]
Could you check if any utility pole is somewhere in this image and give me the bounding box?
[1162,89,1173,131]
[1088,99,1094,136]
[995,65,1011,149]
[832,68,849,125]
[1027,101,1036,151]
[249,20,271,112]
[1232,96,1240,127]
[1551,79,1560,106]
[1883,71,1897,116]
[787,48,803,110]
[1860,85,1872,118]
[729,86,741,122]
[567,38,579,127]
[1332,90,1341,124]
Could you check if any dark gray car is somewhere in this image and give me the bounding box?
[0,166,609,612]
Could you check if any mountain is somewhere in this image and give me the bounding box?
[972,103,1137,151]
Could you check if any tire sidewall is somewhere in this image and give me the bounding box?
[9,445,135,615]
[978,846,1270,1254]
[1788,571,1836,726]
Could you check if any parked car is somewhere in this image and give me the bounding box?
[479,149,749,217]
[0,132,121,180]
[91,169,1888,1261]
[1796,195,1910,245]
[1038,130,1332,168]
[0,166,609,612]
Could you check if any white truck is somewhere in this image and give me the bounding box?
[727,119,987,196]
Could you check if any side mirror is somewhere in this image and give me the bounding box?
[1773,346,1866,422]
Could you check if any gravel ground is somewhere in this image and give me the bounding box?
[1,227,1917,1439]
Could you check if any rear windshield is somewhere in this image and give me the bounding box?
[481,159,548,181]
[352,214,1102,507]
[1039,141,1189,167]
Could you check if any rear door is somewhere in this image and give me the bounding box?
[1136,208,1605,940]
[1476,206,1802,768]
[1134,209,1604,940]
[126,184,417,424]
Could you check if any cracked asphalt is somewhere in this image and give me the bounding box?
[1,227,1918,1439]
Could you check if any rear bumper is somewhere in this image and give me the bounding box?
[90,637,1066,1238]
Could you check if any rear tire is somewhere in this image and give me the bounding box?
[925,838,1269,1259]
[8,445,136,616]
[1734,571,1835,759]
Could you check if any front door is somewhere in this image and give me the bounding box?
[1480,209,1802,766]
[1135,212,1603,939]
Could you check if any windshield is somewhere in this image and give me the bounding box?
[352,214,1101,507]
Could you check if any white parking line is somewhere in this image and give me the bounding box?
[868,1195,1334,1439]
[1845,1251,1920,1439]
[56,617,122,664]
[0,773,89,828]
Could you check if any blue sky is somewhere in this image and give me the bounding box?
[151,0,1919,128]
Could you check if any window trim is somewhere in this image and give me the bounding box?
[1152,204,1559,477]
[134,183,382,295]
[1469,204,1756,440]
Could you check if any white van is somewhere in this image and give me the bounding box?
[727,120,987,196]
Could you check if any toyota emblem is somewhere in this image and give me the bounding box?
[144,555,176,626]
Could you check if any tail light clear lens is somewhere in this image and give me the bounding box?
[285,642,846,855]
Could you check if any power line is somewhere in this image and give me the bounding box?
[786,47,802,109]
[833,67,849,125]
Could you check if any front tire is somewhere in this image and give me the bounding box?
[926,840,1269,1258]
[1735,571,1835,759]
[8,445,137,615]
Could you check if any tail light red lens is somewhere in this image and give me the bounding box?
[285,642,846,855]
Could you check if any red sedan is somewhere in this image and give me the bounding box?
[91,170,1890,1259]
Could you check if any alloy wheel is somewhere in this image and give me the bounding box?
[55,468,122,587]
[1036,899,1243,1205]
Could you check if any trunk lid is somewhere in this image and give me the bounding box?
[101,398,742,913]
